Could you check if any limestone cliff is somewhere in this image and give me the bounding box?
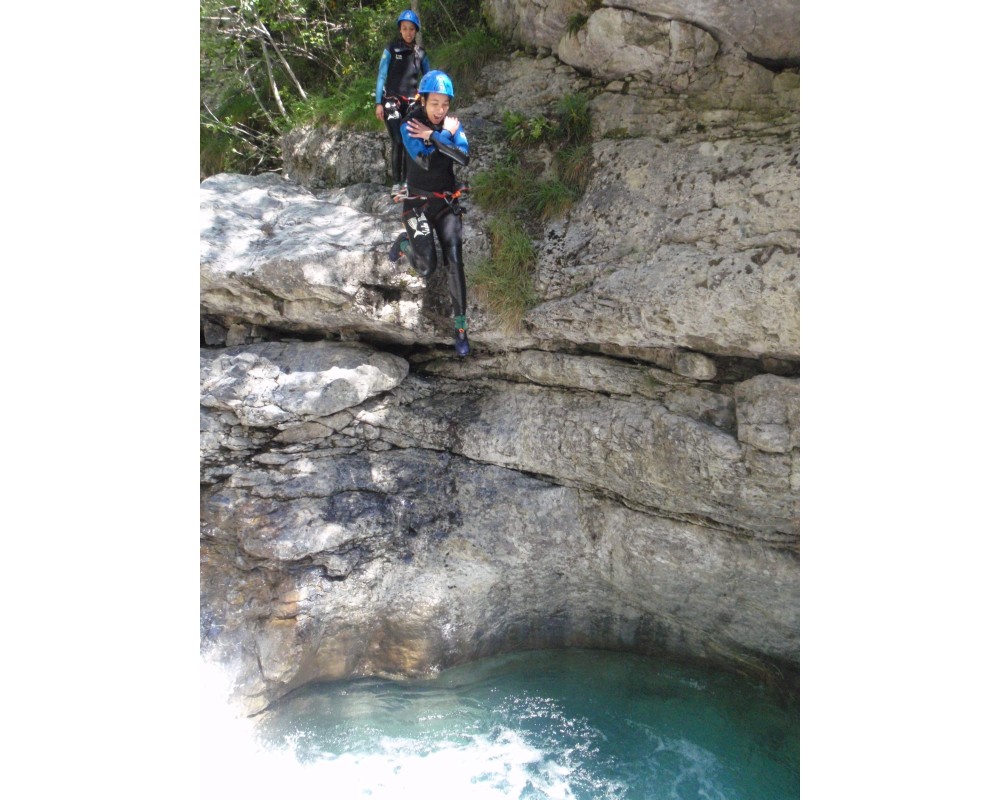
[201,0,800,714]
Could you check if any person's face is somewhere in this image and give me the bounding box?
[399,22,417,43]
[424,93,450,125]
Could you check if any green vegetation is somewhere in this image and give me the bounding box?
[566,0,603,34]
[555,143,592,193]
[432,27,506,93]
[469,213,538,332]
[285,80,382,132]
[469,156,533,211]
[201,4,594,335]
[567,14,589,35]
[469,92,594,328]
[478,93,593,220]
[201,0,500,177]
[200,89,276,176]
[554,92,591,144]
[500,93,591,150]
[502,110,556,144]
[525,179,577,220]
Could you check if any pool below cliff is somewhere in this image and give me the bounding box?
[215,648,797,799]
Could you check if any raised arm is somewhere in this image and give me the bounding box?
[403,117,470,168]
[430,124,469,167]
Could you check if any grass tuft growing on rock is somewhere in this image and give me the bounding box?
[467,93,593,327]
[470,157,534,212]
[526,178,578,220]
[554,92,592,145]
[555,143,592,194]
[469,213,538,332]
[567,13,589,34]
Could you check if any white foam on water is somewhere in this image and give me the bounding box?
[307,728,573,799]
[201,658,770,800]
[202,663,584,799]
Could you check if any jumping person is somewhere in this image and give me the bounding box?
[387,70,472,357]
[375,10,430,196]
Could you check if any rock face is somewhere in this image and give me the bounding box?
[526,135,799,360]
[200,0,800,714]
[281,125,389,190]
[485,0,800,62]
[202,344,798,713]
[558,9,720,86]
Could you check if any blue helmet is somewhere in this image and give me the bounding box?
[397,10,420,30]
[418,70,454,97]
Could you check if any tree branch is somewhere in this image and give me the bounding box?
[236,44,279,127]
[255,22,308,101]
[432,0,462,38]
[258,41,288,117]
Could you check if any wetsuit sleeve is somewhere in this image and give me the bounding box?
[403,121,470,169]
[375,50,390,104]
[402,122,434,169]
[429,124,470,167]
[421,54,431,75]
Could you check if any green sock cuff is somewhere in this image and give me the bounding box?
[454,315,467,330]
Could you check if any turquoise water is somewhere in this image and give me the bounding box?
[253,649,798,800]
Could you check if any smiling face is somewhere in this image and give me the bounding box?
[399,21,417,44]
[423,92,451,125]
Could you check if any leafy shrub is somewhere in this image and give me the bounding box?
[286,80,381,132]
[200,0,501,175]
[432,27,506,91]
[502,111,556,144]
[501,93,591,149]
[200,89,281,177]
[466,91,594,324]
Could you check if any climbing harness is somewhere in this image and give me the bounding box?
[393,186,470,216]
[383,94,415,122]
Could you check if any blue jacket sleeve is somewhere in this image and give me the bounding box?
[401,123,431,165]
[402,122,470,168]
[420,54,431,76]
[375,50,390,104]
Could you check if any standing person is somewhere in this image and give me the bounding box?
[387,70,472,357]
[375,10,430,196]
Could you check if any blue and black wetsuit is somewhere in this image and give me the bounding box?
[399,103,470,319]
[376,39,430,184]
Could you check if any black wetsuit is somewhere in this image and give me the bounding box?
[376,39,429,183]
[399,103,471,318]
